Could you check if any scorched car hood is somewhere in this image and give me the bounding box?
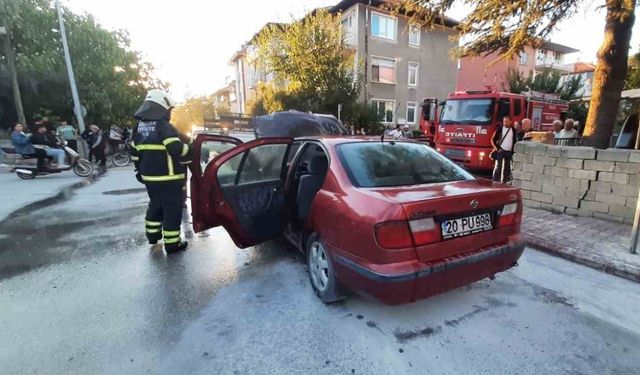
[253,111,347,138]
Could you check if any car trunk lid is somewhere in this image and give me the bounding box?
[368,179,520,263]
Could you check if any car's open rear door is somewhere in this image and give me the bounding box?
[190,134,243,233]
[197,137,293,248]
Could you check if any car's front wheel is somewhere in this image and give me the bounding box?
[306,234,344,303]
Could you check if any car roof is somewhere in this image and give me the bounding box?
[295,136,420,146]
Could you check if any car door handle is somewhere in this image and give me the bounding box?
[266,186,280,209]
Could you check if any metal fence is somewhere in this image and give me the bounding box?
[554,137,583,146]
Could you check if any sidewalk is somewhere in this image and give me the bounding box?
[523,207,640,283]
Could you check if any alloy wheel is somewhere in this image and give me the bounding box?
[309,241,329,293]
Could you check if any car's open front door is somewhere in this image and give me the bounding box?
[190,134,243,233]
[199,137,293,248]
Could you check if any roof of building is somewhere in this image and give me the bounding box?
[540,41,580,54]
[572,62,597,73]
[329,0,459,28]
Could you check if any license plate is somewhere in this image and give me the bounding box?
[440,213,492,240]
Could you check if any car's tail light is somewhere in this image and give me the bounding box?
[375,221,413,249]
[409,217,440,245]
[498,203,519,227]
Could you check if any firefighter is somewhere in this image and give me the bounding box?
[130,89,192,254]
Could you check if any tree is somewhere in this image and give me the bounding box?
[398,0,636,149]
[0,0,167,129]
[504,68,583,101]
[625,47,640,89]
[253,9,361,122]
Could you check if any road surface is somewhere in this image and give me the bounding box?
[0,167,639,375]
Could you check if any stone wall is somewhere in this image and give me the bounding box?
[512,143,640,224]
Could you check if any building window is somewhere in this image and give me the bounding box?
[371,13,396,40]
[371,57,396,84]
[409,25,420,46]
[372,99,395,123]
[341,13,355,44]
[408,62,419,87]
[406,102,418,124]
[519,52,528,65]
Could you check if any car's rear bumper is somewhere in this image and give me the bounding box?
[332,235,525,305]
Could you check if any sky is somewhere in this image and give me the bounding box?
[65,0,640,102]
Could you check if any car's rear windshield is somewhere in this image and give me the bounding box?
[337,142,474,188]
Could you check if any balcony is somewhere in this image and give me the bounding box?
[535,57,573,73]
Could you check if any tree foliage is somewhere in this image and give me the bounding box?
[504,68,583,101]
[0,0,166,129]
[625,47,640,89]
[398,0,636,148]
[252,9,362,124]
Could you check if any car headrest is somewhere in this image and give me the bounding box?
[308,156,328,175]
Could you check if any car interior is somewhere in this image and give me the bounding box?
[287,142,329,227]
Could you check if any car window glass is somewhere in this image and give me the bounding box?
[338,142,473,188]
[200,140,237,176]
[237,143,288,184]
[216,152,244,186]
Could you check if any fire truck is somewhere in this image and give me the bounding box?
[434,89,569,171]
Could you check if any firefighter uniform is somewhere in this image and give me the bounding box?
[130,90,192,254]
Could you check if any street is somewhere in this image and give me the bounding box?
[0,168,639,375]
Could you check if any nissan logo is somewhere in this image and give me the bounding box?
[470,199,479,209]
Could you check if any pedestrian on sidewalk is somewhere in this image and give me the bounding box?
[89,125,107,167]
[130,89,192,254]
[552,120,563,138]
[557,119,579,139]
[56,118,78,152]
[490,116,517,183]
[517,118,533,141]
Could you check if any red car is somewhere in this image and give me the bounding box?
[190,135,524,305]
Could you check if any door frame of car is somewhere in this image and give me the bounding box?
[193,136,294,248]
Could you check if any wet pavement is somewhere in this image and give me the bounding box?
[1,168,640,375]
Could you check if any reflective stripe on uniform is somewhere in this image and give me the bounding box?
[145,228,161,234]
[162,137,181,146]
[136,144,166,151]
[163,230,180,237]
[180,160,192,165]
[166,153,174,175]
[164,237,181,244]
[131,156,140,161]
[141,173,186,182]
[145,221,162,227]
[180,143,189,157]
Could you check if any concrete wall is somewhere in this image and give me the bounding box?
[513,143,640,224]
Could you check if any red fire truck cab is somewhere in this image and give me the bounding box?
[435,90,568,171]
[418,98,439,146]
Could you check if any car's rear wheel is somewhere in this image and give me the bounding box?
[306,234,344,303]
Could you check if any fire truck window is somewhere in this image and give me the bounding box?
[514,100,522,117]
[498,99,511,119]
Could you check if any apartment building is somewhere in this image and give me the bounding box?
[228,1,458,129]
[229,23,281,114]
[559,62,597,99]
[331,0,458,127]
[456,41,580,91]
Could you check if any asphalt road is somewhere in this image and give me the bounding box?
[1,168,639,375]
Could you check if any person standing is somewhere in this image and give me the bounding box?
[490,116,517,183]
[130,89,192,254]
[89,125,107,167]
[517,118,533,141]
[56,118,78,151]
[552,120,563,138]
[557,119,579,139]
[81,127,94,162]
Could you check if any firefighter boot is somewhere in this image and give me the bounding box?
[165,241,188,254]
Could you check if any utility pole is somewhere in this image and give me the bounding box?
[0,22,27,125]
[55,0,85,133]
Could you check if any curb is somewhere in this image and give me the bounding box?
[524,236,640,284]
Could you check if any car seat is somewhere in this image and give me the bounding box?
[296,155,328,220]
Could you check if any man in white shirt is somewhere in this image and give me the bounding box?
[557,119,579,139]
[491,116,517,183]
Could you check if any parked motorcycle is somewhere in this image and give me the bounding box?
[5,138,94,180]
